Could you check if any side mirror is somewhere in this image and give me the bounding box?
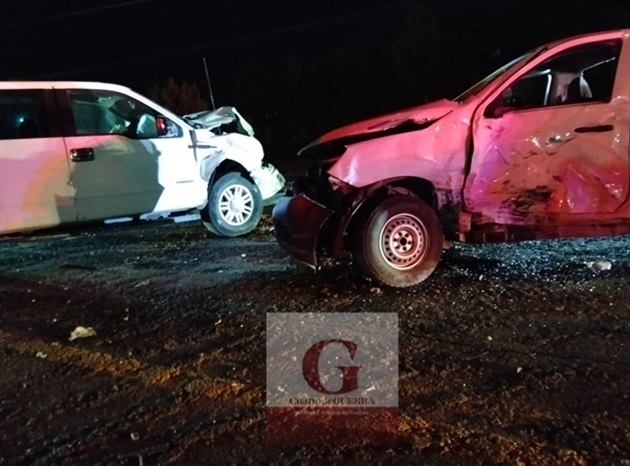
[484,93,520,119]
[156,115,169,136]
[484,96,505,119]
[493,106,509,118]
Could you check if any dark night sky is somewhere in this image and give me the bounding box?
[2,1,416,86]
[3,1,630,101]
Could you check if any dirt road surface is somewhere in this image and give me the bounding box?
[0,212,628,465]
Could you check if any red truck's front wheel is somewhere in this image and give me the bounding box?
[354,195,443,287]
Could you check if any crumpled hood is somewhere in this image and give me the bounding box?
[300,99,458,153]
[183,106,255,137]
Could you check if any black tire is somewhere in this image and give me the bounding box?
[353,195,443,287]
[204,172,263,237]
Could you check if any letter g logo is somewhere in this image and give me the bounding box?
[302,339,361,395]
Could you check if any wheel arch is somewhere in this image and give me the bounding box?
[208,159,255,189]
[331,177,439,257]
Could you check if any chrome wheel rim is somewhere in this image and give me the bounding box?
[379,213,428,270]
[218,184,254,226]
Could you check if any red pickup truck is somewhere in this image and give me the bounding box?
[273,29,630,287]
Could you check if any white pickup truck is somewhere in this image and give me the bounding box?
[0,81,285,237]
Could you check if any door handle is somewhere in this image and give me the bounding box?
[574,125,614,133]
[70,148,95,162]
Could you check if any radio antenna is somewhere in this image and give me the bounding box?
[202,56,216,110]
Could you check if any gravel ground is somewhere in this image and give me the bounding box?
[0,213,628,465]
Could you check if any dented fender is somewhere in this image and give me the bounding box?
[197,132,264,181]
[327,103,473,191]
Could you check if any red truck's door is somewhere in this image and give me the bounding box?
[464,36,630,224]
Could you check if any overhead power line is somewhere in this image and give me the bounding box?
[39,0,433,78]
[0,0,151,27]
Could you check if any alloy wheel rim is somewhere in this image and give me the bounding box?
[218,184,254,226]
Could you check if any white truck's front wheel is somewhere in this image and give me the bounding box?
[354,195,443,287]
[204,173,263,237]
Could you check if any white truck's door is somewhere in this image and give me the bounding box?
[60,88,204,221]
[0,88,75,233]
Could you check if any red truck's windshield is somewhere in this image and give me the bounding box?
[454,48,545,102]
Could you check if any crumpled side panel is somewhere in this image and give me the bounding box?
[198,133,264,181]
[465,98,630,222]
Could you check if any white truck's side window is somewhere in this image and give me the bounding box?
[67,90,159,139]
[0,90,49,140]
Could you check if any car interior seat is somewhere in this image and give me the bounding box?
[566,75,593,103]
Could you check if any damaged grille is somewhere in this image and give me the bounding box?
[298,157,341,209]
[290,141,348,209]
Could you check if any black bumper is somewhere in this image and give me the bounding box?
[272,194,334,267]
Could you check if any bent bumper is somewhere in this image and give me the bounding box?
[272,194,334,267]
[250,163,286,201]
